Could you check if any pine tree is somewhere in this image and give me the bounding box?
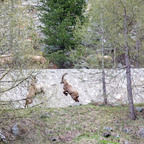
[39,0,86,53]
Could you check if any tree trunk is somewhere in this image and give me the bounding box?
[135,25,140,68]
[123,9,136,120]
[9,0,14,50]
[102,70,107,104]
[101,1,107,104]
[114,48,117,69]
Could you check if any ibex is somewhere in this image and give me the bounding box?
[61,73,79,102]
[25,76,44,108]
[31,55,47,64]
[0,55,13,65]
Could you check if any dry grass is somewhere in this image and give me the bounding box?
[0,104,144,144]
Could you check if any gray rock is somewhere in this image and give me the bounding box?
[114,134,120,138]
[40,113,51,119]
[104,127,113,131]
[139,127,144,138]
[0,129,7,142]
[116,63,124,68]
[136,107,144,112]
[123,128,130,134]
[99,104,104,107]
[103,132,111,138]
[81,59,85,63]
[11,124,20,136]
[73,102,81,106]
[51,137,57,141]
[113,104,120,107]
[81,66,89,69]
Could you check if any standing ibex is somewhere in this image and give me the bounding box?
[61,73,79,102]
[31,55,46,64]
[0,55,13,66]
[25,76,44,108]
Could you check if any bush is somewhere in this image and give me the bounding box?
[47,50,73,68]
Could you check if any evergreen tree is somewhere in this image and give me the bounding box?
[39,0,86,53]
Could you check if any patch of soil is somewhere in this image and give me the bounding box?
[59,130,80,142]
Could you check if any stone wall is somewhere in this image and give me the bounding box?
[0,69,144,108]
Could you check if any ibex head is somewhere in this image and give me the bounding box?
[60,73,68,84]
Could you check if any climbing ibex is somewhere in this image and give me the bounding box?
[25,76,44,108]
[61,73,79,102]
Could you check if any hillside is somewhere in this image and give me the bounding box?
[0,104,144,144]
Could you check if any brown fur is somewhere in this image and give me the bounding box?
[25,76,44,108]
[103,55,113,61]
[97,55,113,61]
[0,55,13,65]
[31,56,46,64]
[61,73,79,102]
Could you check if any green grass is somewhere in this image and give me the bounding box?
[99,140,121,144]
[0,104,144,144]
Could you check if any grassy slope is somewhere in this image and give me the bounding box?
[0,104,144,144]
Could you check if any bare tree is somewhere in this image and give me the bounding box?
[123,2,136,120]
[0,0,41,108]
[101,1,107,104]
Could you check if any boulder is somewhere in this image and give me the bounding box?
[136,107,144,112]
[103,132,111,138]
[0,129,7,143]
[104,126,113,131]
[138,127,144,138]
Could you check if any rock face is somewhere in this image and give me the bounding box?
[139,127,144,138]
[136,107,144,112]
[0,69,144,108]
[11,123,26,136]
[104,127,113,131]
[0,129,7,143]
[11,124,20,136]
[103,133,111,138]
